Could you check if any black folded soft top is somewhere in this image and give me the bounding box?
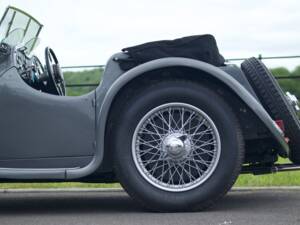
[117,34,225,71]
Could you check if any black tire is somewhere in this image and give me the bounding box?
[111,79,244,212]
[241,57,300,163]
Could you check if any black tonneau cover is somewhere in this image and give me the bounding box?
[117,34,225,71]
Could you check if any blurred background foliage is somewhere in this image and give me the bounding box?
[64,68,103,96]
[271,66,300,97]
[63,65,300,97]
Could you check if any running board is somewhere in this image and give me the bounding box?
[242,163,300,175]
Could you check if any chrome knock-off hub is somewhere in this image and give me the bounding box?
[162,133,191,161]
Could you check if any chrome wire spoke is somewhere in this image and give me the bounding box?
[191,157,211,167]
[139,150,161,157]
[138,129,161,137]
[179,163,193,183]
[179,111,196,133]
[141,150,162,166]
[156,160,171,182]
[180,107,185,131]
[148,160,166,175]
[156,160,167,181]
[157,111,172,133]
[149,117,169,134]
[190,128,213,137]
[193,140,217,149]
[168,164,179,185]
[139,136,162,143]
[169,108,181,131]
[132,103,221,192]
[138,141,160,149]
[166,161,173,185]
[189,160,205,175]
[191,149,215,157]
[192,144,216,153]
[178,166,185,185]
[184,160,202,177]
[191,119,206,136]
[147,119,164,138]
[185,118,205,134]
[141,158,164,165]
[138,140,161,150]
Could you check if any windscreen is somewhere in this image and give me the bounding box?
[0,6,43,53]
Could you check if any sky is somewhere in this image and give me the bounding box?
[0,0,300,70]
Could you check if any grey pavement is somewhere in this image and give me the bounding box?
[0,188,299,225]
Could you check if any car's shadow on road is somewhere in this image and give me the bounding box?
[0,190,291,215]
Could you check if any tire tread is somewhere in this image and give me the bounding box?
[241,58,300,163]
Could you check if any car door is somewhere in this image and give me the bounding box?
[0,67,96,169]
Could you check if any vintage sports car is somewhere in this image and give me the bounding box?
[0,6,300,212]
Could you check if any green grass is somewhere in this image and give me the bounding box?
[1,170,300,189]
[235,171,300,187]
[236,157,300,187]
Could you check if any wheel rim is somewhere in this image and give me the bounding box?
[132,103,221,192]
[286,92,300,119]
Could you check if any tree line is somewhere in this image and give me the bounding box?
[271,66,300,97]
[63,66,300,97]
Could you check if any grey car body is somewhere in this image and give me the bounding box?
[0,49,288,181]
[0,6,288,182]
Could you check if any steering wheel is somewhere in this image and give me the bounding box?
[45,47,66,96]
[31,55,47,90]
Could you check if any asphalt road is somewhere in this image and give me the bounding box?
[0,188,299,225]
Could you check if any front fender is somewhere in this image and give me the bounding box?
[67,57,289,179]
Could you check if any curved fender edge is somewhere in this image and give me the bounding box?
[67,57,289,179]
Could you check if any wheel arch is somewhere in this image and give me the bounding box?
[67,57,289,179]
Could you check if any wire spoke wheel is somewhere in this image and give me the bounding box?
[113,80,244,211]
[132,103,221,192]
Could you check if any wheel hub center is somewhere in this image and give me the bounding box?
[163,133,191,161]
